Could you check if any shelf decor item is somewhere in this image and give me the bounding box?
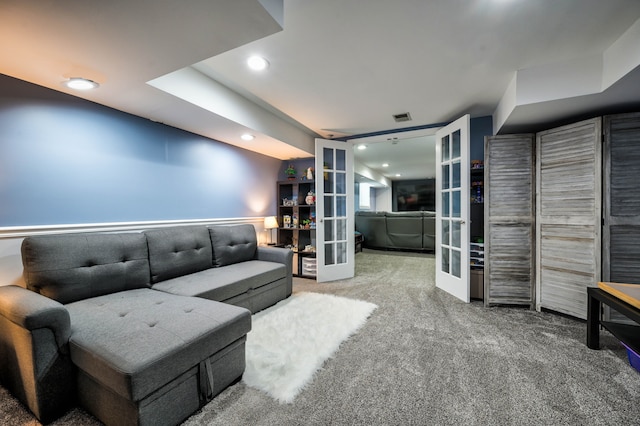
[305,191,315,205]
[285,164,297,180]
[471,159,484,169]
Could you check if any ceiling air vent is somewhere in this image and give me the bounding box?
[393,112,412,123]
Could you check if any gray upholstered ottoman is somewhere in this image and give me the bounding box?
[67,289,250,426]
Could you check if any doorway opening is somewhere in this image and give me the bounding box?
[349,128,440,257]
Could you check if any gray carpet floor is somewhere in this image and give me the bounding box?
[1,250,638,425]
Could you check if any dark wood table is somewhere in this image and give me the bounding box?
[587,286,640,354]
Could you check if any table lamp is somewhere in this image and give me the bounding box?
[264,216,278,245]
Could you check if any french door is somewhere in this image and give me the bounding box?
[315,138,355,282]
[435,115,471,302]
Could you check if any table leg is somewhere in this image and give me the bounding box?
[587,292,601,349]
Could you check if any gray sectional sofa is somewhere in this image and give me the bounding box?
[355,211,436,251]
[0,224,293,425]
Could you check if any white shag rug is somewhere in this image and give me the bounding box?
[242,292,377,403]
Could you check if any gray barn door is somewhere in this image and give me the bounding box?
[484,134,535,307]
[536,118,602,319]
[603,112,640,293]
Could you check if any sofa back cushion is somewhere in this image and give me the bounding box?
[145,226,213,283]
[385,212,423,249]
[21,233,151,304]
[208,224,257,267]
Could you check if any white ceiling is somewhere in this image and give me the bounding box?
[350,130,438,183]
[2,0,640,181]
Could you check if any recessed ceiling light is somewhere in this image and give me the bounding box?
[382,163,389,167]
[64,77,99,90]
[395,174,401,177]
[241,133,255,141]
[357,145,367,150]
[247,56,269,71]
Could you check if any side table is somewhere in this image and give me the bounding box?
[587,284,640,356]
[355,232,363,253]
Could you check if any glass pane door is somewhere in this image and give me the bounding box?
[436,115,470,302]
[316,139,354,282]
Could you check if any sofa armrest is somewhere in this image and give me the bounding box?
[255,246,293,265]
[0,285,71,350]
[256,247,294,297]
[0,285,75,423]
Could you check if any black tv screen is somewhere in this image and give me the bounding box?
[392,179,436,212]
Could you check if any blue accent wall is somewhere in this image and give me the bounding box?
[470,115,493,161]
[279,157,315,181]
[0,74,281,226]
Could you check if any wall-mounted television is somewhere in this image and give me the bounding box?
[392,179,436,212]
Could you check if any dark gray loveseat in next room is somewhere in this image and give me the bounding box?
[0,224,292,426]
[355,211,436,251]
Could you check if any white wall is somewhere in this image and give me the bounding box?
[0,236,24,286]
[375,187,392,212]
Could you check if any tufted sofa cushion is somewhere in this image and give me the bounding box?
[21,233,151,304]
[208,224,257,267]
[145,226,213,284]
[66,288,251,402]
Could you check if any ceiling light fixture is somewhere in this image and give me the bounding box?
[357,145,367,150]
[64,77,99,90]
[395,174,401,177]
[247,55,269,71]
[382,163,389,167]
[241,133,255,141]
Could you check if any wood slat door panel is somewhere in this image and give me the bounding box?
[485,134,535,306]
[536,118,602,320]
[609,225,640,282]
[603,113,640,323]
[604,112,640,283]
